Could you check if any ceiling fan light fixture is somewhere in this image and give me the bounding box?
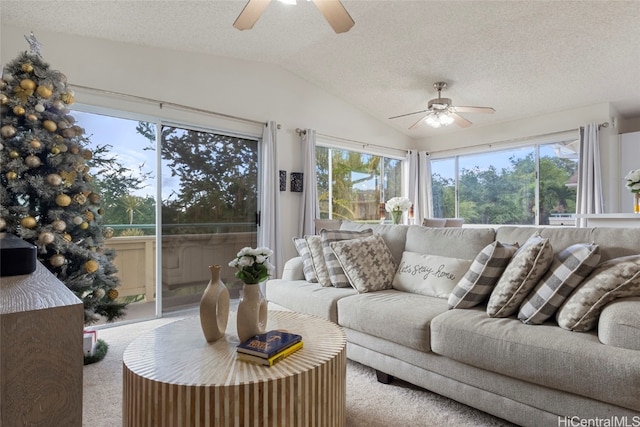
[425,111,454,128]
[278,0,297,5]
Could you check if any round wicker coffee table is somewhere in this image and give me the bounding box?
[122,310,346,426]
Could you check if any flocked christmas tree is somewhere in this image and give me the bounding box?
[0,33,126,328]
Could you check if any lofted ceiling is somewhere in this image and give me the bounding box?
[2,0,639,139]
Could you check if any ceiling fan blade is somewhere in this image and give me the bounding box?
[451,112,472,128]
[388,109,429,120]
[409,114,430,130]
[233,0,271,31]
[454,106,495,114]
[311,0,355,33]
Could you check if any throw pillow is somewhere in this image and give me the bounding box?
[392,251,472,299]
[518,243,601,325]
[448,241,519,309]
[330,234,396,293]
[321,229,374,288]
[305,235,331,287]
[292,237,318,283]
[487,233,554,318]
[556,254,640,332]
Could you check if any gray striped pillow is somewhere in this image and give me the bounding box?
[305,235,331,287]
[292,237,318,283]
[448,241,519,309]
[320,228,373,288]
[518,243,600,325]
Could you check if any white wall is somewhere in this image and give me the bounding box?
[1,25,413,264]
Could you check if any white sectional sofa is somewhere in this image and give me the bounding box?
[266,223,640,426]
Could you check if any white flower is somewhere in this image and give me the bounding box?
[385,197,412,213]
[229,246,274,284]
[625,169,640,193]
[238,256,253,267]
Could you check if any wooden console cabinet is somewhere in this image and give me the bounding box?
[0,262,84,426]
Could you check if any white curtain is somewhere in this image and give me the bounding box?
[406,150,420,224]
[258,121,283,278]
[418,151,433,222]
[576,123,604,227]
[299,129,319,237]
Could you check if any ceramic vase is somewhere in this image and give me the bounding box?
[634,192,640,214]
[199,265,230,342]
[237,283,268,342]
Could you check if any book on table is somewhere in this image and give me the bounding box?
[237,341,304,367]
[237,329,302,358]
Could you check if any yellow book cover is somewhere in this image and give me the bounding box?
[237,341,303,367]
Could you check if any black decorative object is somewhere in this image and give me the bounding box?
[0,233,37,276]
[290,172,304,192]
[279,170,287,191]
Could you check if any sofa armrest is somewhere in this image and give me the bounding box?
[598,297,640,351]
[281,257,305,281]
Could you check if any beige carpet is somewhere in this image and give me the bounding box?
[83,313,516,427]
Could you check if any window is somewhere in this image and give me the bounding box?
[431,138,578,225]
[316,146,404,222]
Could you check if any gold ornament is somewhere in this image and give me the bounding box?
[49,254,65,267]
[26,114,39,122]
[36,85,53,99]
[102,227,114,238]
[20,216,37,229]
[6,171,18,180]
[62,233,72,242]
[12,105,26,116]
[93,288,106,299]
[107,289,119,300]
[80,222,89,230]
[57,143,68,152]
[38,231,55,245]
[82,149,92,160]
[50,146,60,155]
[72,216,83,225]
[73,193,87,205]
[34,103,45,113]
[59,171,76,186]
[1,125,17,138]
[21,63,34,73]
[46,174,63,186]
[84,260,99,273]
[0,93,8,104]
[55,194,72,207]
[88,193,101,204]
[52,100,66,112]
[19,79,36,91]
[61,128,75,138]
[98,208,105,215]
[0,218,6,231]
[42,120,57,132]
[9,150,20,159]
[51,219,66,231]
[69,145,79,155]
[25,155,42,168]
[61,92,75,105]
[85,211,95,221]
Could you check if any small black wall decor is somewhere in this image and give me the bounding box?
[279,170,287,191]
[290,172,304,192]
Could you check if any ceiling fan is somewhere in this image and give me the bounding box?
[233,0,355,34]
[389,82,495,129]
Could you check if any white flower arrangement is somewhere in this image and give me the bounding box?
[625,169,640,193]
[385,197,412,213]
[229,246,274,284]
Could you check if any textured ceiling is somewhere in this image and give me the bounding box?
[2,0,639,138]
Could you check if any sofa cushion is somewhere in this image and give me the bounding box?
[321,228,373,288]
[339,222,409,266]
[487,233,554,317]
[392,252,472,299]
[556,254,640,332]
[337,289,449,352]
[448,241,519,309]
[518,243,600,325]
[404,226,496,260]
[330,234,396,293]
[292,237,318,283]
[431,308,640,411]
[305,235,331,287]
[598,297,640,351]
[266,279,356,323]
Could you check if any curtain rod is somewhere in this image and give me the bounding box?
[295,128,408,156]
[427,122,609,156]
[70,84,266,127]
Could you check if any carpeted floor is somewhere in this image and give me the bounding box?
[83,312,516,427]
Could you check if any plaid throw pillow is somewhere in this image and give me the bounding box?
[292,237,318,283]
[321,228,373,288]
[448,241,519,309]
[518,243,600,325]
[305,235,332,287]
